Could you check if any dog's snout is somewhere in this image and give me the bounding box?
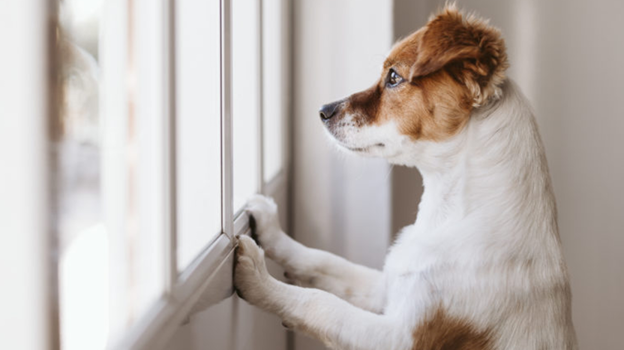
[319,101,342,121]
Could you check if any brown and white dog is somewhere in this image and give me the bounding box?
[234,5,578,350]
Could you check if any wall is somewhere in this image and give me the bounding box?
[389,1,429,236]
[394,1,624,349]
[291,0,394,349]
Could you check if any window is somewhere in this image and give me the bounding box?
[57,0,168,347]
[262,0,287,183]
[175,0,222,271]
[49,0,290,349]
[232,0,261,212]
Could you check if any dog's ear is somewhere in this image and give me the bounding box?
[410,5,508,106]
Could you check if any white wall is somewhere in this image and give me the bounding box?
[0,1,55,349]
[291,0,394,271]
[394,1,624,349]
[291,1,394,349]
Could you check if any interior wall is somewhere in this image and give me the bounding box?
[389,1,429,236]
[394,1,624,349]
[291,0,394,349]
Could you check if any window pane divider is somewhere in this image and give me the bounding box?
[258,0,266,194]
[221,0,234,242]
[163,0,178,296]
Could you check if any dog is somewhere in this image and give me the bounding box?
[234,5,578,350]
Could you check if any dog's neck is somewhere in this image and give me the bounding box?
[411,79,558,237]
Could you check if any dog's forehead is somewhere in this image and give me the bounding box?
[384,28,425,70]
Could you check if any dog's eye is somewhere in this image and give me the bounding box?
[386,69,403,88]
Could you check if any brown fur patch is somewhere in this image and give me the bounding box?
[337,4,508,141]
[394,69,473,141]
[412,307,492,350]
[343,84,382,127]
[410,4,509,106]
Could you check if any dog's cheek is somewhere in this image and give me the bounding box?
[385,88,429,140]
[393,74,472,142]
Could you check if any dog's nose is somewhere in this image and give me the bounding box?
[319,101,342,121]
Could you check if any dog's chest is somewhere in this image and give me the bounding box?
[382,235,446,318]
[382,225,471,307]
[384,225,446,276]
[382,230,482,323]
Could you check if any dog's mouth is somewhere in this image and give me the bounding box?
[345,143,385,153]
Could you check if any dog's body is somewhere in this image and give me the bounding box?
[235,6,578,350]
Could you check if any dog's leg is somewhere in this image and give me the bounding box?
[235,235,409,350]
[245,195,385,313]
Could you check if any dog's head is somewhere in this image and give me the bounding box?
[320,5,508,164]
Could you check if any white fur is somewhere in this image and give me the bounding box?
[235,79,578,350]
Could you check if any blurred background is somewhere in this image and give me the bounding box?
[1,0,622,350]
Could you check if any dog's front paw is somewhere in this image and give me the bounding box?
[234,235,273,306]
[245,195,282,248]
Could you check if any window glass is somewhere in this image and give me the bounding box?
[132,0,167,321]
[175,0,222,271]
[232,0,260,212]
[262,0,284,182]
[56,0,165,347]
[54,0,290,348]
[56,1,109,349]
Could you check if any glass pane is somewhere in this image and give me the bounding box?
[175,0,222,271]
[262,0,284,182]
[56,1,109,349]
[56,0,165,347]
[232,0,260,212]
[132,0,167,320]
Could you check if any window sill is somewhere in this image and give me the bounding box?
[112,230,235,350]
[111,170,287,350]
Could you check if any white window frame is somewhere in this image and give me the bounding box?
[0,1,57,349]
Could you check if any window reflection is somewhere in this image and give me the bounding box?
[56,0,166,347]
[57,1,108,349]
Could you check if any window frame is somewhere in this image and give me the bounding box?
[106,0,291,349]
[0,1,57,349]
